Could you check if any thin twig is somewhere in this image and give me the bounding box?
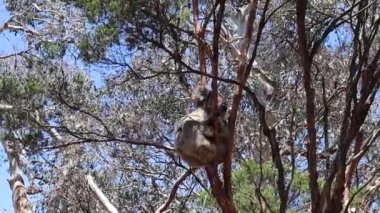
[155,169,193,213]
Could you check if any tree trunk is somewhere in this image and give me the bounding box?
[1,140,33,213]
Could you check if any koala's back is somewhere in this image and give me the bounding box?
[175,108,217,167]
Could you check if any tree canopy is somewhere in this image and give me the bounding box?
[0,0,379,212]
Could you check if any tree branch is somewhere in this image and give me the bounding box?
[155,169,193,213]
[223,0,259,209]
[344,169,380,213]
[343,131,363,206]
[192,0,207,88]
[87,175,118,213]
[0,49,30,59]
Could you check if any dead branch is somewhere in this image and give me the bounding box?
[87,175,118,213]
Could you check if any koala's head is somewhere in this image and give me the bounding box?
[191,87,227,115]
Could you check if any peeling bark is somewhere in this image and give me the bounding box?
[1,139,33,213]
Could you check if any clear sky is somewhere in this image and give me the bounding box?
[0,0,27,211]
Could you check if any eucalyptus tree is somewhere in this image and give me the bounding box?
[0,1,93,212]
[0,57,103,212]
[2,0,379,212]
[55,0,380,212]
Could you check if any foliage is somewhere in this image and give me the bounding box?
[198,160,312,212]
[0,0,379,212]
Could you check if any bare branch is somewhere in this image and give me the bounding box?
[3,24,41,36]
[347,128,380,166]
[0,103,14,110]
[87,175,119,213]
[192,0,207,88]
[359,175,380,211]
[224,0,258,210]
[344,169,380,213]
[0,49,29,59]
[0,15,16,32]
[38,137,175,152]
[155,169,193,213]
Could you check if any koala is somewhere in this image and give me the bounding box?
[175,87,229,167]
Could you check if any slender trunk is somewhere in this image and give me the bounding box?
[295,0,320,210]
[343,132,363,206]
[1,140,33,213]
[205,166,237,213]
